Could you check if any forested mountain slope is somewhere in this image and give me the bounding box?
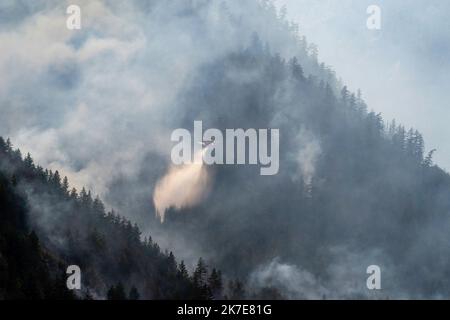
[0,137,244,299]
[1,0,450,299]
[161,39,450,298]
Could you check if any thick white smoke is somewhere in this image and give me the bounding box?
[294,129,321,185]
[249,248,391,299]
[249,258,328,299]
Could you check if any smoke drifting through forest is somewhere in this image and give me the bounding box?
[153,150,210,222]
[1,0,450,299]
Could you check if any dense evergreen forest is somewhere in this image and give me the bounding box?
[160,33,450,298]
[0,137,253,299]
[1,0,450,299]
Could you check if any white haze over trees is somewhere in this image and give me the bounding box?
[1,0,450,299]
[277,0,450,170]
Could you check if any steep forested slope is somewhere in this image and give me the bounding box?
[1,0,450,299]
[0,137,244,299]
[161,39,450,298]
[0,169,74,299]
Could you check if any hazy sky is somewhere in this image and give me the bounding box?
[276,0,450,170]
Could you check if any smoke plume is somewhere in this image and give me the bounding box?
[295,129,321,185]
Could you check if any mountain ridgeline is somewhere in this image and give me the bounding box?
[1,0,450,299]
[3,37,450,300]
[156,35,450,298]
